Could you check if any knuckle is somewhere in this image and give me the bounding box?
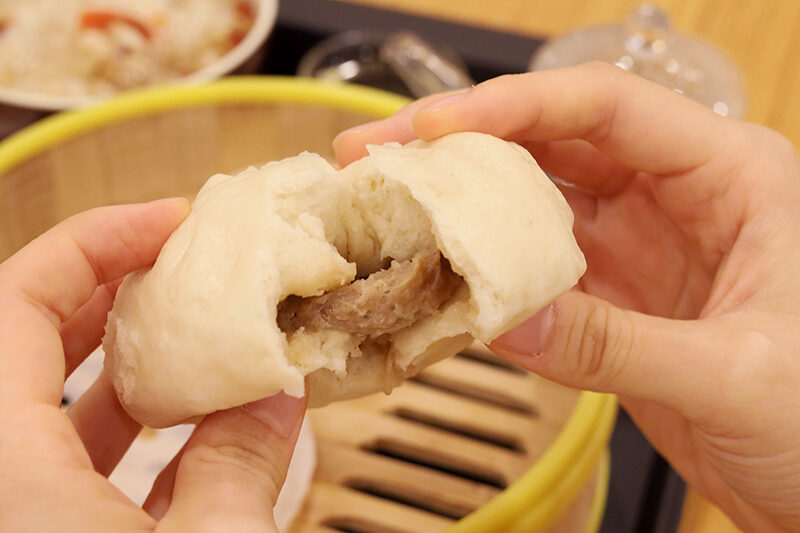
[185,439,282,497]
[740,124,796,161]
[691,327,780,425]
[574,64,621,143]
[586,93,618,144]
[566,303,633,388]
[719,329,777,395]
[767,131,799,166]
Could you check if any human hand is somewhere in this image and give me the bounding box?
[335,63,800,532]
[0,199,306,532]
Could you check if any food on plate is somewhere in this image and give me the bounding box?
[102,132,586,427]
[0,0,255,97]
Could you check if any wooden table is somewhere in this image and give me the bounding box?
[340,0,800,530]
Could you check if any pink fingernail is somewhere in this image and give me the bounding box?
[420,92,468,113]
[337,120,382,137]
[492,304,554,356]
[243,392,305,439]
[151,197,190,209]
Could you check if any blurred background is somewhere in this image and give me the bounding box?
[340,0,800,149]
[2,1,798,532]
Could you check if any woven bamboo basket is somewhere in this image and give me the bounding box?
[0,78,617,533]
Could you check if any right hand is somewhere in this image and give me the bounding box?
[334,62,800,532]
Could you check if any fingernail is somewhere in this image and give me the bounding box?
[419,92,468,113]
[243,392,305,439]
[336,120,382,138]
[152,196,187,203]
[151,197,190,211]
[333,120,383,154]
[492,304,554,356]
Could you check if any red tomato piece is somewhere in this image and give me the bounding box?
[236,1,255,22]
[80,10,152,40]
[228,29,247,47]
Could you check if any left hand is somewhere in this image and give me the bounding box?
[0,199,306,532]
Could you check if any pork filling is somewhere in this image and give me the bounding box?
[277,249,463,338]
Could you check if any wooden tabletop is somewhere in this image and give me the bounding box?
[339,0,800,531]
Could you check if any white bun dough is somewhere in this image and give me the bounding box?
[103,132,586,427]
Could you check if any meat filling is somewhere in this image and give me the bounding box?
[277,249,462,338]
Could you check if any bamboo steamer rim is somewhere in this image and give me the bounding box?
[0,77,618,531]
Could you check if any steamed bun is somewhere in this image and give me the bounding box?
[103,132,586,427]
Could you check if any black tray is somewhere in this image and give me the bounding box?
[265,0,543,83]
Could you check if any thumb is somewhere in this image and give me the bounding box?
[158,393,306,533]
[490,291,729,413]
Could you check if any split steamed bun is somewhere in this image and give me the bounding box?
[103,132,586,427]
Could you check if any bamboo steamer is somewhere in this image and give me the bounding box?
[0,77,617,532]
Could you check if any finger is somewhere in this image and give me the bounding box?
[67,370,141,476]
[336,100,638,197]
[159,393,306,532]
[523,139,638,196]
[333,89,466,167]
[60,280,121,378]
[412,63,743,179]
[489,291,741,415]
[1,198,189,327]
[143,445,185,520]
[0,198,189,404]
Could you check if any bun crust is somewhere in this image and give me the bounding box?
[103,132,586,427]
